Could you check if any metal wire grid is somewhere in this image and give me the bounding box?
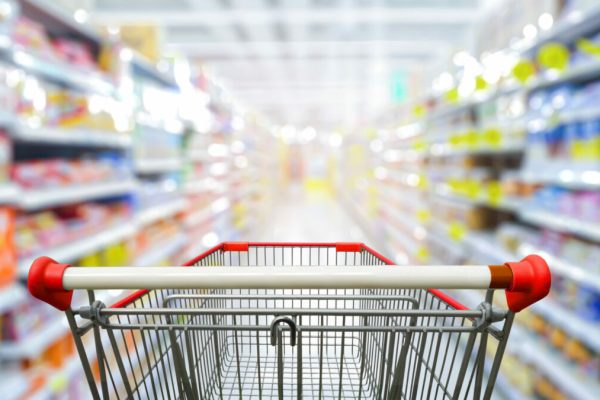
[68,245,511,400]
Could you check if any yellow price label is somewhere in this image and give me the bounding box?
[444,88,459,103]
[413,104,426,118]
[417,175,428,190]
[483,128,502,147]
[576,38,600,58]
[537,42,570,72]
[448,222,466,242]
[416,209,430,223]
[412,139,427,152]
[465,130,479,148]
[511,60,536,84]
[487,181,503,206]
[50,373,68,393]
[449,134,461,148]
[465,180,480,200]
[416,246,430,262]
[475,75,488,91]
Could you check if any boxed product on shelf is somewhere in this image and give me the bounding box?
[135,177,182,210]
[11,155,131,190]
[14,201,132,258]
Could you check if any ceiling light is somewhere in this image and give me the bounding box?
[523,24,538,40]
[538,13,554,30]
[73,9,88,24]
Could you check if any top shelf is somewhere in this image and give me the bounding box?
[0,41,119,97]
[520,4,600,55]
[131,53,178,89]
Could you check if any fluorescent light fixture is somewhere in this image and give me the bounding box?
[538,13,554,30]
[74,8,88,24]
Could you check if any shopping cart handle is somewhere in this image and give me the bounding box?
[27,254,551,312]
[504,254,551,312]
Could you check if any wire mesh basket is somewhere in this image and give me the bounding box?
[28,242,551,399]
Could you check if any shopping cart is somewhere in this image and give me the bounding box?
[28,242,551,400]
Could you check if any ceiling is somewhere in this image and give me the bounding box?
[87,0,485,129]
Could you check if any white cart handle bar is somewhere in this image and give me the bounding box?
[28,255,551,313]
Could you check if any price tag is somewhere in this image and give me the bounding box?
[483,128,502,147]
[445,88,459,103]
[417,175,428,190]
[50,373,68,393]
[413,104,426,118]
[465,180,480,200]
[487,181,503,206]
[465,130,479,149]
[511,60,536,84]
[448,221,466,242]
[416,246,430,262]
[416,209,430,223]
[576,38,600,58]
[537,42,570,72]
[475,75,488,91]
[412,139,427,152]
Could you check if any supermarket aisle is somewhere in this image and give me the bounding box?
[253,185,369,243]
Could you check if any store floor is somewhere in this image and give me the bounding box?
[252,183,369,243]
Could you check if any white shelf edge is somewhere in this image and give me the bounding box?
[519,243,600,292]
[11,121,132,148]
[136,198,187,226]
[19,180,136,210]
[511,325,600,400]
[519,209,600,242]
[0,317,68,359]
[0,284,26,313]
[133,234,187,267]
[134,158,183,174]
[18,223,136,274]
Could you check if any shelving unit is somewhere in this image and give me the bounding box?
[0,3,275,398]
[339,3,600,399]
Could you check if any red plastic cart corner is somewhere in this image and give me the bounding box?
[504,254,551,312]
[28,256,73,311]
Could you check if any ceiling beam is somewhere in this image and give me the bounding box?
[166,40,446,57]
[91,7,479,26]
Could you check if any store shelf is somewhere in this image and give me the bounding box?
[529,58,600,91]
[18,223,136,274]
[0,317,68,359]
[461,231,516,264]
[19,180,136,210]
[428,142,525,158]
[136,198,187,227]
[133,234,187,267]
[9,121,132,148]
[511,326,600,400]
[531,297,600,353]
[520,4,600,55]
[0,371,29,400]
[0,43,118,97]
[134,158,183,174]
[0,284,27,313]
[520,168,600,190]
[518,243,600,293]
[432,184,523,213]
[0,184,19,204]
[519,209,600,242]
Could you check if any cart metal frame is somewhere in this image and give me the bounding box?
[29,242,551,399]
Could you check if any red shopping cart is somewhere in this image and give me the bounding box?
[28,242,550,399]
